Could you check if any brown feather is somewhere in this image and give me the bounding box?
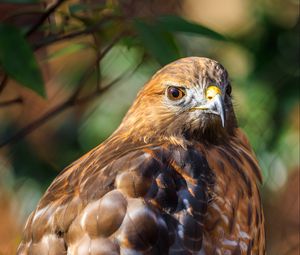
[17,57,265,255]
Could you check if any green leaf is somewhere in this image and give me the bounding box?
[0,23,45,97]
[134,19,181,65]
[69,3,89,14]
[158,15,227,41]
[69,3,106,15]
[120,36,140,49]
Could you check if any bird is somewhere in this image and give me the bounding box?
[17,57,265,255]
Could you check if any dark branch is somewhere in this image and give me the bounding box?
[75,56,144,105]
[0,63,140,148]
[0,100,71,147]
[0,33,141,148]
[92,33,102,91]
[0,74,8,95]
[33,15,119,51]
[74,72,125,105]
[0,97,23,107]
[69,32,124,101]
[25,0,67,37]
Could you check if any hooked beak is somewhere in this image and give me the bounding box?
[190,86,226,127]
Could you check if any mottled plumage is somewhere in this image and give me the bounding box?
[17,57,265,255]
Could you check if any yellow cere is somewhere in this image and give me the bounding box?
[206,86,221,100]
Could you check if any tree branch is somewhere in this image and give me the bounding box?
[0,100,71,148]
[25,0,67,37]
[0,33,141,148]
[0,74,8,95]
[33,15,119,51]
[0,97,23,108]
[74,55,144,105]
[69,31,124,101]
[0,62,141,148]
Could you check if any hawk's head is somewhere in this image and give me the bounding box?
[119,57,237,144]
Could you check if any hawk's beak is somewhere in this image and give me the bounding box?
[190,86,225,127]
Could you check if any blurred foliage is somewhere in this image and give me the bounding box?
[0,23,45,97]
[0,0,299,254]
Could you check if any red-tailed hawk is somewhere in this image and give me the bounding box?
[17,57,265,255]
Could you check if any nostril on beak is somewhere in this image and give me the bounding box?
[206,86,221,101]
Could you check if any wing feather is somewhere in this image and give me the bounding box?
[18,129,264,254]
[17,142,213,255]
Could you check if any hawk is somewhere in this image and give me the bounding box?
[17,57,265,255]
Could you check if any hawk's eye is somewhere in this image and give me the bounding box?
[167,86,185,100]
[226,84,232,96]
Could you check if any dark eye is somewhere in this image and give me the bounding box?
[226,84,232,96]
[167,86,186,100]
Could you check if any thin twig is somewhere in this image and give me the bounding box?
[75,56,144,105]
[2,11,44,23]
[34,28,90,50]
[69,32,124,101]
[95,63,101,91]
[0,97,23,107]
[0,60,142,148]
[0,33,139,148]
[74,72,125,105]
[0,100,71,147]
[92,33,102,91]
[33,15,117,50]
[25,0,67,37]
[0,74,8,95]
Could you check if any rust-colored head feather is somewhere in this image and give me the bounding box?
[117,57,236,145]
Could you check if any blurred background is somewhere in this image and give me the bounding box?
[0,0,299,254]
